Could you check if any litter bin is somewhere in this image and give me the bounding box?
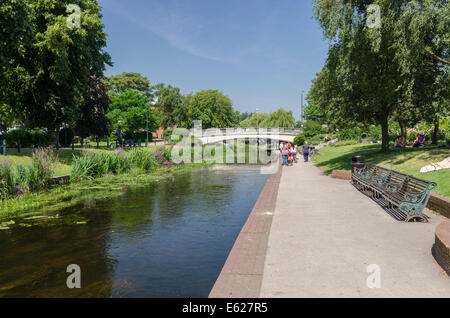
[351,154,365,172]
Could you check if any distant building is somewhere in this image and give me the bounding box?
[150,105,176,140]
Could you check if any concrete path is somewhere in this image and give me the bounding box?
[260,161,449,297]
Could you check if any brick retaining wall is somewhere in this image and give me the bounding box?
[434,220,450,275]
[209,159,282,298]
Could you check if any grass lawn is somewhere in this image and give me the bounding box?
[312,143,450,198]
[1,149,81,176]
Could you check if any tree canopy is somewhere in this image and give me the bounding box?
[185,90,236,129]
[106,72,153,98]
[75,76,111,142]
[0,0,112,130]
[311,0,449,150]
[107,89,159,139]
[239,108,296,128]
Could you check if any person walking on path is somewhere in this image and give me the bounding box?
[302,141,310,162]
[292,145,298,163]
[281,143,289,166]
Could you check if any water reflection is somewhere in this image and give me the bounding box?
[0,168,267,297]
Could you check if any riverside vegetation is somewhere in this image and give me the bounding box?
[0,141,275,223]
[0,146,199,221]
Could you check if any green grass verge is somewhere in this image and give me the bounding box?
[312,143,450,198]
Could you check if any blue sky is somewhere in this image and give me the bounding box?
[98,0,328,119]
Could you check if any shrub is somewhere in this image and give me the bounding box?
[58,128,74,146]
[367,125,381,141]
[303,121,325,138]
[30,130,50,147]
[71,150,130,181]
[0,129,33,147]
[71,152,98,180]
[294,133,306,146]
[333,140,359,147]
[128,148,158,172]
[163,129,173,141]
[407,131,417,142]
[0,159,15,197]
[151,149,166,165]
[336,127,364,141]
[27,148,58,191]
[158,146,172,162]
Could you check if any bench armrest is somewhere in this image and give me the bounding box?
[404,191,425,203]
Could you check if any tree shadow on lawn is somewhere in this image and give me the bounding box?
[315,144,448,175]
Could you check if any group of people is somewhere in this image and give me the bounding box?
[394,134,425,148]
[280,141,311,166]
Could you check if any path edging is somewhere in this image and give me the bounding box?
[434,220,450,276]
[209,159,282,298]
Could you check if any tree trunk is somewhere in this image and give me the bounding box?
[432,116,439,145]
[380,114,390,151]
[398,119,407,146]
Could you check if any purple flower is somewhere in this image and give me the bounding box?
[13,186,23,195]
[151,150,166,164]
[1,159,11,168]
[164,160,174,168]
[114,148,127,160]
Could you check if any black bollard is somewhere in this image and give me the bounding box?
[56,139,59,150]
[107,138,109,149]
[72,139,75,151]
[97,139,99,149]
[18,139,21,153]
[38,138,41,148]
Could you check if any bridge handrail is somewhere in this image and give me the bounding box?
[187,127,302,136]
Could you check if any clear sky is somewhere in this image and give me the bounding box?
[98,0,328,120]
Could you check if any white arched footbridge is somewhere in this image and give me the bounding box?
[180,127,301,145]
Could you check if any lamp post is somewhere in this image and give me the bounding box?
[145,112,149,147]
[301,90,305,122]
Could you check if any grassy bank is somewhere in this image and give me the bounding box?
[312,143,450,198]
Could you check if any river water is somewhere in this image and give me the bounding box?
[0,168,268,297]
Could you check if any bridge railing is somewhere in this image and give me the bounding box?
[186,127,302,137]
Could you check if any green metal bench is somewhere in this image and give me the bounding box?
[352,164,437,222]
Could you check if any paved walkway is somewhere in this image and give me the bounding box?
[260,161,449,297]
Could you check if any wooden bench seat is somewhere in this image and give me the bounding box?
[352,164,437,222]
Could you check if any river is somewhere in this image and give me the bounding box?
[0,168,268,297]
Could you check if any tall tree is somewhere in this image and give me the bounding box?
[313,0,449,150]
[107,89,159,139]
[261,108,296,128]
[187,90,236,129]
[106,72,153,98]
[0,0,112,132]
[0,0,33,127]
[75,75,111,143]
[153,84,184,128]
[239,112,269,127]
